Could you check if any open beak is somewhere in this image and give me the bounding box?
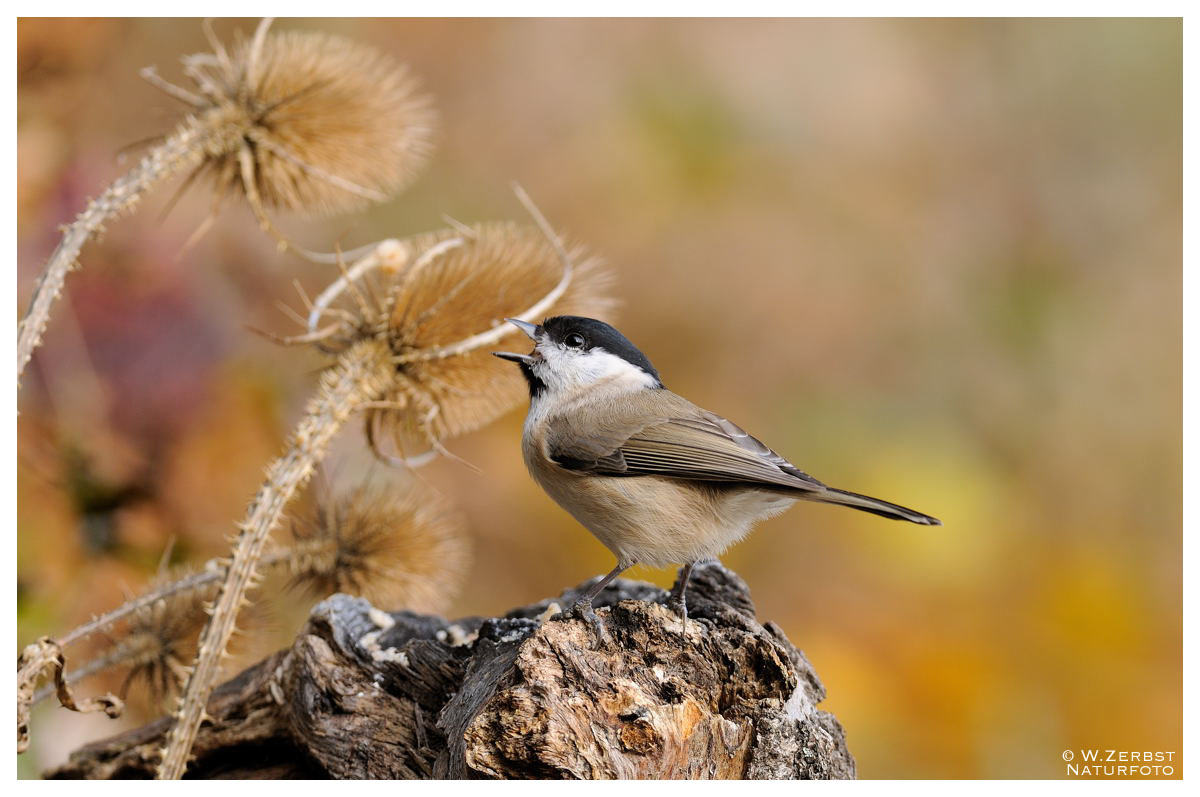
[492,318,541,364]
[505,318,539,340]
[492,351,535,364]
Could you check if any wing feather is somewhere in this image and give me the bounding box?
[546,391,825,493]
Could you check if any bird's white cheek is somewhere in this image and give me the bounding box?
[535,346,656,393]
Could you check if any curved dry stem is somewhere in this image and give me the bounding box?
[237,142,288,249]
[280,239,387,266]
[302,190,573,371]
[17,122,212,383]
[18,638,123,754]
[29,547,298,708]
[181,55,225,99]
[31,645,133,706]
[377,449,440,469]
[140,65,205,107]
[305,239,408,332]
[247,321,343,347]
[156,338,394,779]
[202,18,233,75]
[392,185,574,365]
[17,562,223,748]
[58,566,224,649]
[242,17,274,100]
[387,237,468,333]
[360,399,440,470]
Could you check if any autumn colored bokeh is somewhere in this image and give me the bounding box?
[16,18,1181,778]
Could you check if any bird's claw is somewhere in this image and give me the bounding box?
[666,596,688,622]
[665,596,693,637]
[556,599,609,641]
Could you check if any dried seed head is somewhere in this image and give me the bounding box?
[378,222,617,454]
[278,218,617,462]
[287,483,470,613]
[165,22,434,217]
[119,581,216,701]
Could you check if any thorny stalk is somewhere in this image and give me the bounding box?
[20,483,464,745]
[29,548,301,707]
[17,17,433,385]
[15,565,223,727]
[156,338,395,778]
[16,125,211,381]
[31,185,582,774]
[58,564,224,650]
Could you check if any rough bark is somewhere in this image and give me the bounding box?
[48,562,855,780]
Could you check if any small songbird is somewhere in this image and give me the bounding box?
[494,316,940,623]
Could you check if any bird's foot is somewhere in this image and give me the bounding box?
[565,598,598,624]
[666,561,695,633]
[666,595,688,621]
[557,599,610,642]
[665,595,693,636]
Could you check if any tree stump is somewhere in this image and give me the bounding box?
[47,561,855,779]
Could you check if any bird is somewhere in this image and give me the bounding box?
[493,315,940,624]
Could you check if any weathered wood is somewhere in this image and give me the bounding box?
[48,562,855,779]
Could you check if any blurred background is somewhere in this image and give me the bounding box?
[16,18,1181,778]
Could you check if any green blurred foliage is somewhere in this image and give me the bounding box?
[16,17,1180,778]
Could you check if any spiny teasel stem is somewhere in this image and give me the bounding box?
[17,563,221,725]
[16,121,213,383]
[58,563,223,650]
[29,548,299,707]
[32,638,154,706]
[156,338,394,779]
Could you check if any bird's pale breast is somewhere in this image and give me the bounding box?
[523,429,793,567]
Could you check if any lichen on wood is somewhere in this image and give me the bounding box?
[49,562,855,780]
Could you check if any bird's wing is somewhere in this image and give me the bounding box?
[546,390,826,493]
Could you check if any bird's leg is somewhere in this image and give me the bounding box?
[564,561,632,630]
[667,561,696,621]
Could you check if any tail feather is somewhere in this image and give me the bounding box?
[810,487,941,526]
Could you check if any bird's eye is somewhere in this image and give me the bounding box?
[564,333,585,349]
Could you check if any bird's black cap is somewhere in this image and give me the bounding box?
[540,316,663,386]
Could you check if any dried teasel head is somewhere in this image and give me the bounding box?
[16,19,436,384]
[285,483,470,613]
[378,223,617,454]
[149,19,434,223]
[294,217,617,463]
[115,578,216,702]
